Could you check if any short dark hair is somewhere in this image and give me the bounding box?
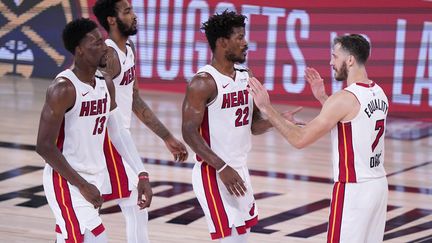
[201,10,246,52]
[93,0,121,31]
[333,34,370,64]
[62,18,98,54]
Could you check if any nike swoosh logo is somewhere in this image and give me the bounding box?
[222,83,229,88]
[82,91,89,96]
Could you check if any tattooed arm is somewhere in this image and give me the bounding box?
[130,40,188,161]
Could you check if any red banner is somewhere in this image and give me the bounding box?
[87,0,432,120]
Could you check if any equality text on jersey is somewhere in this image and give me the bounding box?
[120,65,136,86]
[221,89,249,109]
[79,93,108,117]
[364,98,388,118]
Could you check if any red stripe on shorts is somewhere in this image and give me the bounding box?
[201,162,231,239]
[52,170,83,243]
[102,131,131,201]
[327,182,346,243]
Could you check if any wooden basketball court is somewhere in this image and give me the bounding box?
[0,75,431,242]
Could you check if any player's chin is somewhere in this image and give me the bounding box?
[129,27,138,36]
[237,57,246,64]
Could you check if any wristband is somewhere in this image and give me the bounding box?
[138,175,149,180]
[217,164,228,173]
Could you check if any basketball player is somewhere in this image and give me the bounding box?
[182,10,302,242]
[248,34,388,243]
[92,1,188,242]
[36,18,151,243]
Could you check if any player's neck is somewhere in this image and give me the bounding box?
[72,63,96,87]
[211,58,235,78]
[109,31,129,53]
[347,68,369,86]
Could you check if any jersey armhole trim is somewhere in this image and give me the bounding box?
[197,71,218,107]
[61,77,78,115]
[340,89,361,123]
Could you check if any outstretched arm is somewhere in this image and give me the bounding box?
[36,78,103,208]
[248,77,354,148]
[249,71,303,135]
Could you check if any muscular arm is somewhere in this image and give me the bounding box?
[181,73,225,170]
[129,40,173,141]
[36,78,87,188]
[249,77,357,148]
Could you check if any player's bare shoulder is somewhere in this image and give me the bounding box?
[46,76,76,108]
[188,72,216,92]
[185,71,217,104]
[322,89,360,121]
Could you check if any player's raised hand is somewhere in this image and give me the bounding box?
[304,67,328,104]
[137,172,153,209]
[218,165,247,197]
[248,77,271,113]
[164,135,189,162]
[78,182,103,209]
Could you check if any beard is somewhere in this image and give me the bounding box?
[226,53,246,63]
[116,18,137,36]
[225,47,247,64]
[335,62,348,81]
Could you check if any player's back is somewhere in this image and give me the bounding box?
[331,82,388,183]
[55,69,111,178]
[194,64,253,168]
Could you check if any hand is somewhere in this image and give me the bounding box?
[164,136,188,162]
[304,67,328,103]
[281,106,305,126]
[218,165,247,197]
[137,172,153,209]
[78,182,103,209]
[248,77,271,113]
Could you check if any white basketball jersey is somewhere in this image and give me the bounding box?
[56,69,111,177]
[195,64,253,168]
[330,82,388,183]
[106,39,135,129]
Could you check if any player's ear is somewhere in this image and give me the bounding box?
[107,16,116,27]
[75,45,82,56]
[217,37,227,49]
[347,54,355,67]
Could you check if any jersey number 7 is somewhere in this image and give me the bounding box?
[372,119,385,152]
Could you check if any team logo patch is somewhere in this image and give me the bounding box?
[0,0,84,78]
